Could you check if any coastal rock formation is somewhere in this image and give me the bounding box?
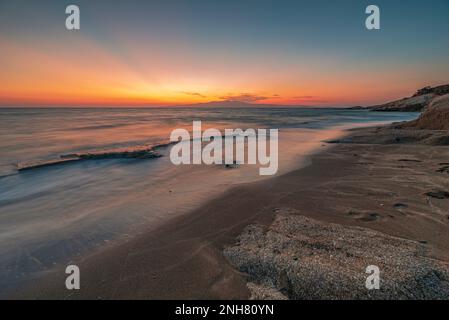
[17,148,162,171]
[224,210,449,300]
[326,127,449,146]
[369,84,449,112]
[370,93,435,112]
[413,85,449,97]
[399,94,449,130]
[331,94,449,146]
[327,95,449,146]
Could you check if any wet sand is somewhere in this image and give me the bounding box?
[9,125,449,299]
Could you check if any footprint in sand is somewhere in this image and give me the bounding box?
[436,165,449,173]
[347,211,381,222]
[398,159,422,163]
[425,191,449,199]
[393,203,408,209]
[359,212,381,222]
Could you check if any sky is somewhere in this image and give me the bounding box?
[0,0,448,107]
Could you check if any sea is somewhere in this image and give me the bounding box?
[0,107,418,293]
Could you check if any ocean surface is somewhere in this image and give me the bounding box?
[0,107,418,293]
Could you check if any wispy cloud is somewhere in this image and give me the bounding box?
[293,95,316,99]
[219,93,269,103]
[179,91,207,98]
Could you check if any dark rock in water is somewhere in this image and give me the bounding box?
[17,157,81,171]
[18,147,162,172]
[78,149,161,160]
[325,139,348,144]
[425,191,449,199]
[60,153,78,159]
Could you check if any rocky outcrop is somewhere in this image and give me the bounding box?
[413,84,449,97]
[329,94,449,146]
[224,210,449,300]
[326,126,449,146]
[399,94,449,130]
[369,84,449,112]
[17,148,162,171]
[369,93,435,112]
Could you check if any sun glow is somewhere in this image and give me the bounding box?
[1,26,446,107]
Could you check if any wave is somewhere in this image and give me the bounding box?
[1,132,238,177]
[64,123,130,131]
[1,141,178,177]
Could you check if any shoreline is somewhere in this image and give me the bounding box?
[8,123,449,299]
[0,124,352,296]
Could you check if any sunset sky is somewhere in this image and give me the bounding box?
[1,0,448,107]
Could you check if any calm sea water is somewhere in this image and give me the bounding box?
[0,107,418,293]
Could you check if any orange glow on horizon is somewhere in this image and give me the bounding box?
[0,33,442,108]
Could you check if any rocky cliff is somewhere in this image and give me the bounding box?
[369,84,449,112]
[399,94,449,130]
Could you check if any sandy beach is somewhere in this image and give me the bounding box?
[10,111,449,299]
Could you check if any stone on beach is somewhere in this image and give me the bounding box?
[224,210,449,300]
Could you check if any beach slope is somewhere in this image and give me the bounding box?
[10,98,449,299]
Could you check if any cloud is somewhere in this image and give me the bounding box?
[293,95,316,99]
[179,91,207,98]
[219,93,269,103]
